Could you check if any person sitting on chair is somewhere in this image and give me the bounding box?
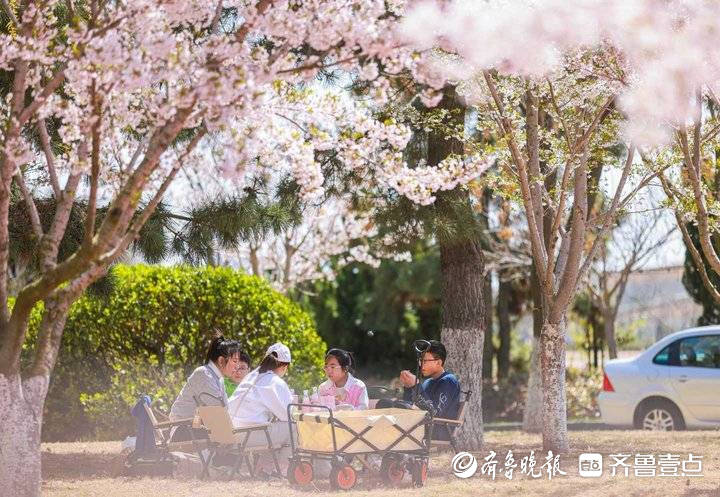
[227,342,294,475]
[223,350,251,397]
[376,340,460,440]
[317,348,369,410]
[169,333,244,441]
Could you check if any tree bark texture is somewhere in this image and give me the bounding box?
[523,268,544,432]
[482,273,494,380]
[540,321,569,452]
[0,373,49,497]
[603,308,618,360]
[440,239,486,451]
[496,277,512,379]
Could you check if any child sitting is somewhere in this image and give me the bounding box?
[317,348,368,410]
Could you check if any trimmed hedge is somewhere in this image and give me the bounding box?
[32,264,326,440]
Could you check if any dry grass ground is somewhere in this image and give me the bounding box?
[42,429,720,497]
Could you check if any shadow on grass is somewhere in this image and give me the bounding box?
[42,449,124,480]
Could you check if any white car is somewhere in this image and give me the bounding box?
[598,326,720,430]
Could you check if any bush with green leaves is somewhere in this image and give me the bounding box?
[29,264,326,441]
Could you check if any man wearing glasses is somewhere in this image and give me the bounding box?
[378,340,461,440]
[224,350,252,397]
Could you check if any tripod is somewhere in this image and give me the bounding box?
[411,340,435,414]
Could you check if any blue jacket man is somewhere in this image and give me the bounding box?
[378,340,461,440]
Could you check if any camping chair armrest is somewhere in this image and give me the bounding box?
[432,417,463,425]
[232,423,271,433]
[154,418,194,428]
[155,412,170,422]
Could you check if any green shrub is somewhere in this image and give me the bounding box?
[29,264,325,441]
[80,361,188,440]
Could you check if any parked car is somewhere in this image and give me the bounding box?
[598,326,720,430]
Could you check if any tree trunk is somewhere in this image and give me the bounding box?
[585,324,592,369]
[440,239,485,451]
[540,321,569,453]
[604,308,618,360]
[496,277,512,379]
[428,85,485,449]
[590,313,599,369]
[523,337,543,432]
[0,284,83,496]
[482,273,494,381]
[523,268,544,432]
[0,373,49,497]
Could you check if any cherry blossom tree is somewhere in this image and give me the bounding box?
[394,59,656,452]
[401,0,720,451]
[402,0,720,309]
[0,1,453,494]
[230,200,391,292]
[654,99,720,309]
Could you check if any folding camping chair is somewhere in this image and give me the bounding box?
[195,405,282,479]
[430,390,471,454]
[142,403,204,455]
[124,401,209,477]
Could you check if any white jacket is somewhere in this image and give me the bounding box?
[227,368,292,426]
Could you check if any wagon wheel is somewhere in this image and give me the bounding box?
[411,458,428,487]
[330,465,358,491]
[287,460,313,486]
[380,454,405,486]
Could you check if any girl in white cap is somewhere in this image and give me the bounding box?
[227,342,293,475]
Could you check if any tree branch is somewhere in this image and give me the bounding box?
[18,68,67,126]
[666,189,720,307]
[525,87,545,251]
[0,60,30,332]
[570,95,615,155]
[576,145,636,283]
[29,263,108,377]
[1,0,19,26]
[546,79,574,151]
[93,105,195,251]
[13,170,43,239]
[84,86,103,247]
[209,0,224,32]
[678,131,720,277]
[483,70,549,294]
[37,119,62,198]
[550,149,588,323]
[40,171,83,271]
[114,127,207,260]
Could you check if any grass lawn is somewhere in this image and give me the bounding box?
[42,429,720,497]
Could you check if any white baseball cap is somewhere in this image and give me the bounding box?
[265,342,291,363]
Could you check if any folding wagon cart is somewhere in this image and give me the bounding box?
[285,404,433,490]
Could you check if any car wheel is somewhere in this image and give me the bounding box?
[636,400,685,431]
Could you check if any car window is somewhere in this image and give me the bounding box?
[677,335,720,368]
[653,344,673,365]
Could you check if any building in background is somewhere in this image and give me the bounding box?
[615,266,701,344]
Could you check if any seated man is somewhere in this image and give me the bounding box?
[224,350,251,397]
[377,340,461,440]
